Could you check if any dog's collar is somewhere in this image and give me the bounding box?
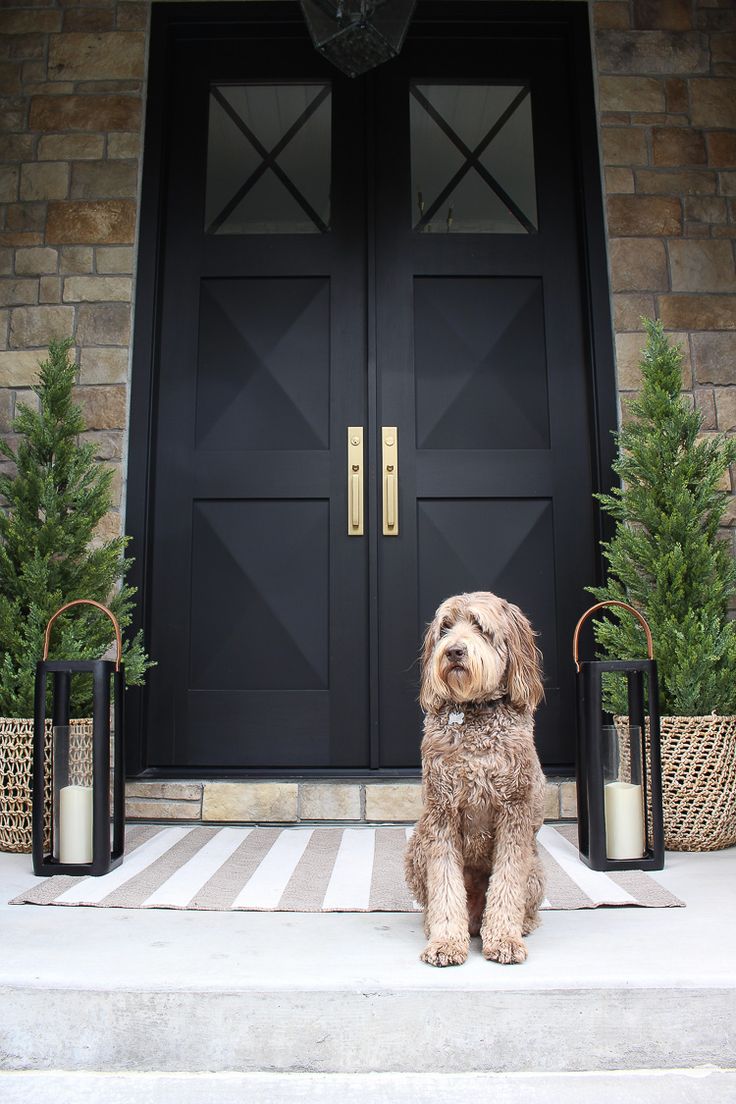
[444,695,507,725]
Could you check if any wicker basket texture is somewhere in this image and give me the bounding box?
[0,717,93,854]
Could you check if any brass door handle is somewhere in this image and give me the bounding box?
[382,427,398,536]
[347,427,364,536]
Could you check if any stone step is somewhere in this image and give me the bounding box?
[1,1068,735,1104]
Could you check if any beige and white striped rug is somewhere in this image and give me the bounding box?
[11,823,683,911]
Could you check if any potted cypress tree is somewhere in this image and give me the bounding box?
[589,319,736,851]
[0,339,152,852]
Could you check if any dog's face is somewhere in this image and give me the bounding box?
[419,591,543,714]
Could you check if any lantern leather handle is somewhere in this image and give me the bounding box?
[43,599,122,671]
[573,600,654,672]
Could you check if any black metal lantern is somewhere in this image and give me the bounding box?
[300,0,416,78]
[33,599,125,877]
[573,600,664,872]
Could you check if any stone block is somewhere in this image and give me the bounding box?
[117,3,149,31]
[604,167,635,193]
[693,332,736,384]
[707,132,736,167]
[73,384,127,430]
[613,293,655,330]
[79,429,123,461]
[92,509,122,544]
[601,127,647,166]
[0,390,13,433]
[616,330,691,389]
[364,783,423,822]
[38,134,106,161]
[0,166,19,204]
[125,799,201,821]
[694,388,717,430]
[560,782,578,819]
[19,161,70,202]
[126,782,203,801]
[664,77,688,113]
[202,782,299,822]
[6,203,46,234]
[609,238,668,292]
[0,232,43,249]
[79,345,129,384]
[668,240,736,293]
[594,2,630,29]
[684,196,727,224]
[0,10,62,34]
[39,277,61,304]
[720,172,736,196]
[634,0,692,28]
[595,31,708,75]
[652,127,706,166]
[29,94,141,133]
[635,169,716,195]
[544,783,560,820]
[15,247,58,276]
[606,195,681,236]
[48,33,145,81]
[59,246,94,274]
[598,75,664,112]
[63,9,116,32]
[715,388,736,430]
[0,61,21,95]
[63,275,132,302]
[0,348,44,387]
[71,161,138,200]
[9,305,74,348]
[0,250,13,277]
[659,295,736,331]
[711,32,736,64]
[0,135,33,162]
[299,783,361,821]
[0,280,38,307]
[76,301,131,344]
[95,246,133,274]
[690,79,736,128]
[107,132,141,159]
[47,200,136,244]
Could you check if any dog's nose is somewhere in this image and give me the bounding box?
[446,645,466,663]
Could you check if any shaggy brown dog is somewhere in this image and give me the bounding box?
[405,591,546,967]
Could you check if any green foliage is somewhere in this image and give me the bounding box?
[589,319,736,717]
[0,338,154,716]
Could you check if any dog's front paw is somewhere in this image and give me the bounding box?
[420,938,468,967]
[482,934,527,965]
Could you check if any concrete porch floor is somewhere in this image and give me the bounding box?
[1,825,735,1102]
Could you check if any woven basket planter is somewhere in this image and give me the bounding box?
[0,717,93,854]
[616,714,736,852]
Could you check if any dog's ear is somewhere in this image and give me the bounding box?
[503,602,544,711]
[418,611,443,713]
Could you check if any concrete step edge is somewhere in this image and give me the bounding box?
[1,1067,735,1104]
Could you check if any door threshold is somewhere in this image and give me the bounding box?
[125,776,576,826]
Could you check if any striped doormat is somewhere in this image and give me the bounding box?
[11,823,683,911]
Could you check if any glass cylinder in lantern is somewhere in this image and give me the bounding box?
[573,601,664,872]
[33,600,125,877]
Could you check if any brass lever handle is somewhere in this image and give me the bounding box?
[347,427,364,536]
[382,427,398,536]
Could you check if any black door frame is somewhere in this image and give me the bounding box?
[125,0,618,779]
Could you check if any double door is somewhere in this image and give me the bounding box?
[139,4,605,772]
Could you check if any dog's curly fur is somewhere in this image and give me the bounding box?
[405,591,546,967]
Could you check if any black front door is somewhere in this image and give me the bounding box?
[131,3,614,774]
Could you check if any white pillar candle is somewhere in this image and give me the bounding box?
[604,781,646,860]
[59,785,93,865]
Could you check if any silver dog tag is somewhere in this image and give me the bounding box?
[448,711,465,726]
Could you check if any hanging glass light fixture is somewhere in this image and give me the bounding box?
[300,0,416,78]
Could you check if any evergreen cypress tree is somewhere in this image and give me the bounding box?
[0,339,152,716]
[589,319,736,716]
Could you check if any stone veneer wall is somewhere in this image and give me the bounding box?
[0,2,734,822]
[594,0,736,547]
[0,3,147,541]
